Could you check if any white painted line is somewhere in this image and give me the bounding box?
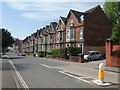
[78,77,90,84]
[41,64,54,69]
[62,70,85,77]
[11,67,20,88]
[59,71,79,79]
[6,55,29,89]
[59,71,90,84]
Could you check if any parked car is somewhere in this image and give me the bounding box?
[18,52,26,56]
[84,51,102,61]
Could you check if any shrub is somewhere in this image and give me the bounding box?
[38,51,47,57]
[47,52,52,55]
[59,48,66,58]
[59,48,69,59]
[67,46,82,56]
[51,48,60,58]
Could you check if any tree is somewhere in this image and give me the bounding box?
[103,0,120,43]
[0,28,14,51]
[103,0,119,25]
[111,24,120,43]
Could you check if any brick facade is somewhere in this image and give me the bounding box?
[22,5,112,54]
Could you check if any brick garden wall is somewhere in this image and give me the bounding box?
[106,40,120,67]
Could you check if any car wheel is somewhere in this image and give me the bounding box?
[88,58,91,61]
[98,56,102,60]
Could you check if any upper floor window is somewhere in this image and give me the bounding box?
[80,15,84,21]
[60,24,62,29]
[70,19,73,26]
[60,33,62,40]
[80,27,83,39]
[66,30,70,39]
[50,35,52,39]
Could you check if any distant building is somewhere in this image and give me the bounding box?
[13,39,22,52]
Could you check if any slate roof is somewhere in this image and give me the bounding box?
[60,16,66,24]
[50,22,57,31]
[85,5,100,14]
[71,9,83,20]
[66,5,101,23]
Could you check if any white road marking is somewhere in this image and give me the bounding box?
[64,76,68,79]
[6,55,29,89]
[59,71,90,84]
[41,64,54,69]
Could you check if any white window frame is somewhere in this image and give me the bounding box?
[70,19,73,26]
[66,29,70,41]
[70,29,74,40]
[80,27,83,40]
[81,15,84,21]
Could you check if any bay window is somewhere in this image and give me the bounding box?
[66,30,70,40]
[70,29,74,40]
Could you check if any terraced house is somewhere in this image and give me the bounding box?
[65,5,112,54]
[49,22,58,50]
[22,5,112,54]
[56,16,66,49]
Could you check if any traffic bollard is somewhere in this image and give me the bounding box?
[98,63,104,83]
[93,63,111,86]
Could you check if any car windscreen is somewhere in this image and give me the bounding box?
[84,52,91,55]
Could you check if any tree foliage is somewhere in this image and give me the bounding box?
[111,24,120,43]
[67,46,82,56]
[51,48,60,58]
[0,28,14,49]
[103,0,119,25]
[103,0,120,43]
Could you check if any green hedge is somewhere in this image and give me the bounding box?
[67,46,82,56]
[51,49,60,58]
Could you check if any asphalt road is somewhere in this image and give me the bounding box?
[5,54,102,89]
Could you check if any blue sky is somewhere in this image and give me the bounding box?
[1,0,105,40]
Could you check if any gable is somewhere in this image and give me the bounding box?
[84,6,112,25]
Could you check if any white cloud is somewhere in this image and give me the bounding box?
[2,0,106,2]
[4,2,104,22]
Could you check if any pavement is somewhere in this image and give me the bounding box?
[0,58,17,89]
[42,57,120,86]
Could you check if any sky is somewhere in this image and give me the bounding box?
[1,0,106,40]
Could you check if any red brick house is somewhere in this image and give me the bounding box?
[49,22,57,49]
[65,5,112,54]
[56,16,66,49]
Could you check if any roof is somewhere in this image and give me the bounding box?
[84,5,100,14]
[60,16,66,24]
[50,22,57,31]
[67,9,83,22]
[71,9,83,20]
[66,5,101,23]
